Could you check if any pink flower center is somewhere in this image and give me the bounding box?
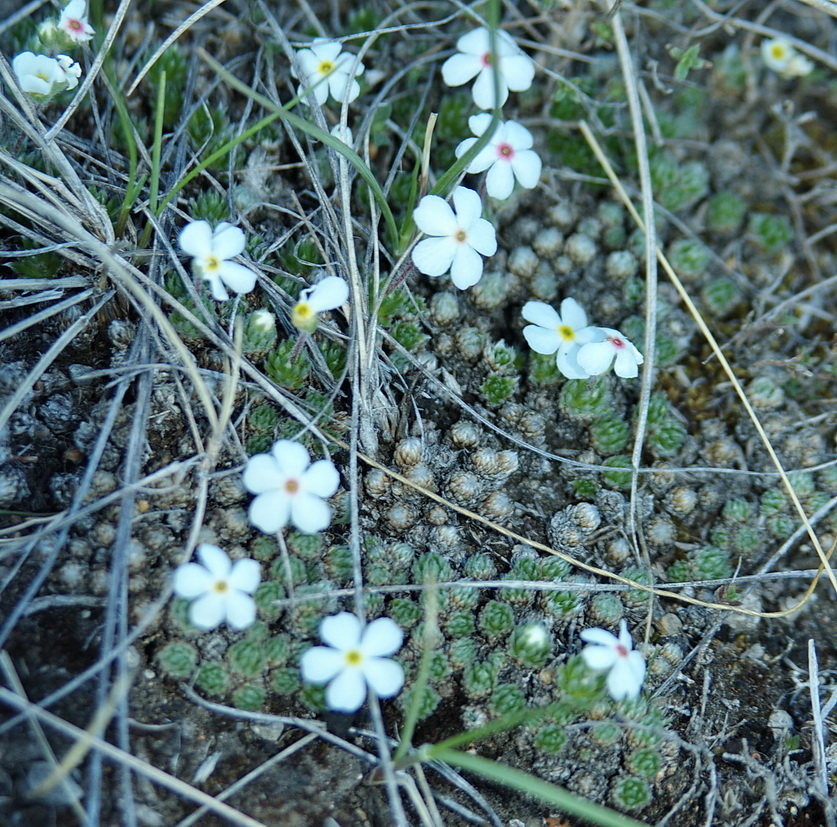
[480,52,494,67]
[609,336,625,350]
[616,643,628,657]
[455,229,468,243]
[68,19,83,31]
[498,143,514,160]
[285,479,300,495]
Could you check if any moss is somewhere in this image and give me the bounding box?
[157,642,197,678]
[195,661,229,696]
[227,639,267,678]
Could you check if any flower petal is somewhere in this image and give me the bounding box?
[451,186,481,228]
[361,618,404,657]
[197,544,232,578]
[504,120,534,150]
[511,150,542,189]
[580,627,619,646]
[471,69,508,110]
[412,236,456,277]
[242,454,283,494]
[502,54,536,92]
[303,459,340,498]
[556,347,589,379]
[248,492,291,534]
[179,221,213,257]
[441,53,482,87]
[325,666,367,712]
[362,657,405,698]
[228,559,261,593]
[522,301,561,328]
[613,349,640,378]
[301,646,346,683]
[270,440,311,477]
[413,195,457,237]
[307,277,349,313]
[218,261,257,295]
[523,325,561,355]
[485,161,515,200]
[211,224,245,259]
[289,491,332,534]
[189,593,226,630]
[581,644,618,671]
[225,593,257,630]
[449,244,484,289]
[466,218,498,257]
[576,341,615,376]
[468,112,494,138]
[560,297,588,329]
[320,612,362,649]
[456,28,491,56]
[173,563,213,598]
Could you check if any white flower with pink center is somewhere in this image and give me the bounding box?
[441,26,535,110]
[58,0,95,43]
[456,113,542,200]
[242,439,340,534]
[580,619,646,701]
[577,328,644,379]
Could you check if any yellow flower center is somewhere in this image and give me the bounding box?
[318,60,334,75]
[455,229,467,243]
[292,301,318,332]
[345,649,363,666]
[558,325,575,341]
[770,44,787,60]
[203,254,221,273]
[213,580,229,594]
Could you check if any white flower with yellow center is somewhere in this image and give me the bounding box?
[293,39,365,106]
[412,186,497,290]
[760,37,813,78]
[242,439,340,534]
[291,276,349,333]
[178,220,258,301]
[301,612,405,712]
[173,544,261,631]
[12,52,81,100]
[521,298,601,379]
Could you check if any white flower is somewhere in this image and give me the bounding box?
[292,275,349,333]
[330,123,354,146]
[56,55,81,91]
[784,53,814,78]
[760,38,813,78]
[521,298,601,379]
[250,308,275,331]
[178,220,258,301]
[441,26,535,110]
[242,439,340,534]
[456,113,542,200]
[412,186,497,290]
[577,328,644,379]
[58,0,95,43]
[580,619,646,701]
[293,39,365,106]
[12,52,80,100]
[173,544,261,631]
[300,612,405,712]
